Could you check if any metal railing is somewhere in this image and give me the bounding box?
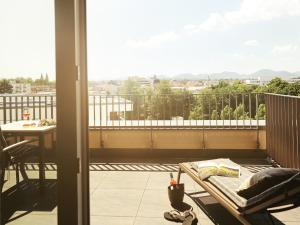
[0,93,265,129]
[266,94,300,169]
[0,94,56,124]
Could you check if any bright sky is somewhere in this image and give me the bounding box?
[0,0,300,80]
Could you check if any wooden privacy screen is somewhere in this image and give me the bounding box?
[266,94,300,169]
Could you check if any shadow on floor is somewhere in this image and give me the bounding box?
[1,179,57,225]
[185,191,284,225]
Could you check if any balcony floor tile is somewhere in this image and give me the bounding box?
[2,157,300,225]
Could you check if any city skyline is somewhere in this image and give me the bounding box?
[1,0,300,80]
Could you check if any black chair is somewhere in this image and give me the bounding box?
[0,128,39,193]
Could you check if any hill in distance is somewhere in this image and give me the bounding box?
[162,69,300,81]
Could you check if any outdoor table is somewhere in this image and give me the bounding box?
[1,120,56,192]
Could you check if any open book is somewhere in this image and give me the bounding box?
[191,161,241,180]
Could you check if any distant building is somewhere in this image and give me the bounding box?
[31,84,55,93]
[9,81,31,94]
[289,77,300,83]
[171,86,206,94]
[88,81,119,95]
[244,77,266,85]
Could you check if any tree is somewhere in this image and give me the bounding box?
[211,110,219,120]
[117,78,144,119]
[189,105,203,119]
[45,73,49,84]
[220,105,233,120]
[233,104,249,119]
[118,78,143,95]
[149,80,174,120]
[255,104,266,119]
[15,77,33,84]
[287,82,300,96]
[34,73,46,85]
[156,80,172,95]
[266,77,289,94]
[0,79,13,94]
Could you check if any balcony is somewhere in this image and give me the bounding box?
[1,93,300,225]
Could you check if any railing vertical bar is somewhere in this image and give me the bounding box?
[3,96,7,124]
[156,95,158,127]
[287,97,291,167]
[170,95,172,126]
[291,97,296,168]
[235,94,238,129]
[32,96,35,120]
[195,95,197,126]
[45,96,48,119]
[118,95,120,127]
[15,96,18,121]
[279,96,283,166]
[275,95,278,162]
[266,95,269,156]
[137,95,140,126]
[283,96,287,167]
[163,96,165,126]
[274,95,278,164]
[291,98,294,168]
[110,95,115,127]
[21,96,24,120]
[130,95,133,127]
[26,96,31,120]
[202,94,205,149]
[9,96,12,123]
[51,96,54,119]
[296,98,300,169]
[269,95,272,158]
[295,97,299,169]
[256,94,259,128]
[202,94,204,129]
[242,94,245,128]
[129,95,134,126]
[188,94,191,126]
[182,94,185,126]
[293,98,296,168]
[93,96,96,126]
[215,95,218,128]
[229,93,231,128]
[106,95,108,127]
[99,95,102,127]
[249,94,252,128]
[150,95,153,127]
[208,95,211,128]
[269,95,274,161]
[143,95,146,127]
[222,94,224,128]
[175,95,178,126]
[39,96,41,119]
[282,96,285,166]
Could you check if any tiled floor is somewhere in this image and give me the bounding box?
[2,160,300,225]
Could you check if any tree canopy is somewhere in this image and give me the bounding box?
[0,79,13,94]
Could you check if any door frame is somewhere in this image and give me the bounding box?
[55,0,89,224]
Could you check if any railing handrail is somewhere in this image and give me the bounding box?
[0,94,56,97]
[88,92,265,96]
[264,93,300,99]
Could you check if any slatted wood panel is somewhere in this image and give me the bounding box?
[266,94,300,169]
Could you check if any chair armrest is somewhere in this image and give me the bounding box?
[2,138,38,153]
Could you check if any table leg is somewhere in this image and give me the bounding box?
[39,134,45,192]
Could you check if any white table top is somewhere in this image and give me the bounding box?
[1,120,56,133]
